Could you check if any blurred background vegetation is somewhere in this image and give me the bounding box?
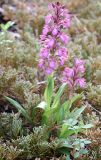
[0,0,101,159]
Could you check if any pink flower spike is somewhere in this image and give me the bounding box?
[38,2,71,75]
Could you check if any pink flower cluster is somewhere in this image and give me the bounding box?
[38,2,71,74]
[38,2,86,89]
[62,58,86,89]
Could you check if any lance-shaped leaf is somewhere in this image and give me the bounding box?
[36,101,47,110]
[5,96,32,123]
[44,75,54,108]
[52,83,67,108]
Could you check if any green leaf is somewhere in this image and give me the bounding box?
[64,118,78,126]
[59,124,67,138]
[61,94,82,119]
[66,155,71,160]
[83,140,91,144]
[41,107,53,124]
[79,149,88,155]
[52,83,67,108]
[36,101,47,110]
[58,106,65,122]
[70,94,82,105]
[1,21,14,31]
[5,96,32,123]
[81,124,93,129]
[60,140,73,148]
[52,105,65,123]
[71,106,86,120]
[58,148,70,159]
[62,101,71,112]
[74,152,80,158]
[59,124,75,138]
[44,75,54,108]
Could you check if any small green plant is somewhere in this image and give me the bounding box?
[36,76,93,159]
[5,96,33,124]
[0,21,14,32]
[6,76,93,159]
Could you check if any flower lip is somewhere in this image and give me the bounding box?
[52,28,58,36]
[64,67,74,77]
[45,68,53,74]
[75,78,86,88]
[45,14,52,24]
[39,49,49,58]
[49,60,56,69]
[74,58,85,66]
[60,33,70,44]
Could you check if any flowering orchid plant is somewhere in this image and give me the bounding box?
[37,2,91,158]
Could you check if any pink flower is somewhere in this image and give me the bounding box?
[74,58,85,74]
[76,65,85,73]
[75,78,86,88]
[52,28,58,36]
[40,35,46,41]
[62,58,86,89]
[39,49,49,58]
[58,48,67,58]
[63,67,74,77]
[49,59,56,69]
[60,34,70,44]
[62,74,73,88]
[38,59,44,68]
[45,14,52,24]
[59,57,65,65]
[57,48,68,65]
[64,19,71,28]
[74,58,85,66]
[42,25,49,35]
[47,38,55,48]
[45,68,53,74]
